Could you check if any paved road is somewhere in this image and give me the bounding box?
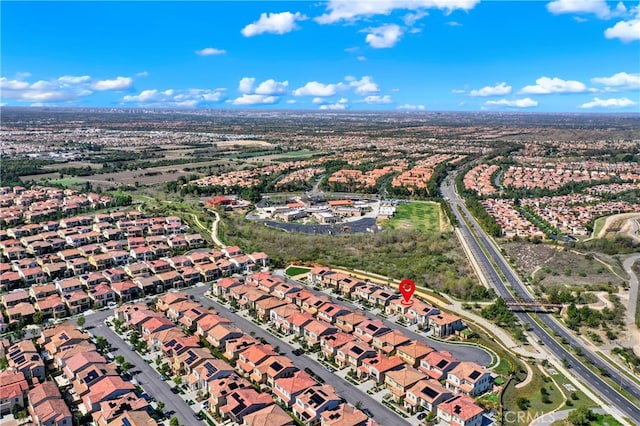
[85,310,200,426]
[441,175,640,423]
[623,254,640,350]
[275,272,493,366]
[186,288,411,426]
[529,408,606,426]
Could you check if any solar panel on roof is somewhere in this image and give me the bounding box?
[174,343,183,352]
[436,359,448,368]
[185,350,197,365]
[271,362,283,371]
[165,339,177,347]
[352,346,364,355]
[422,386,439,399]
[469,370,481,380]
[14,355,25,365]
[310,394,326,405]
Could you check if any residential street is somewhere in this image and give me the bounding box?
[85,310,200,426]
[186,289,412,426]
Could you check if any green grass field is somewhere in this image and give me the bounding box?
[385,202,445,233]
[592,216,607,238]
[51,177,87,186]
[285,265,311,276]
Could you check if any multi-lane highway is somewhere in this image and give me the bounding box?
[441,174,640,423]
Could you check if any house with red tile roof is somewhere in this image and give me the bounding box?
[156,291,188,312]
[7,340,45,383]
[141,317,175,340]
[316,303,351,324]
[335,311,369,333]
[301,295,330,315]
[446,361,493,396]
[94,392,149,426]
[255,297,288,321]
[428,312,464,338]
[211,277,241,297]
[359,354,405,384]
[237,344,278,375]
[371,329,411,354]
[207,374,251,411]
[320,332,356,359]
[243,403,294,426]
[166,300,202,322]
[273,370,316,407]
[404,378,452,414]
[336,340,377,369]
[419,350,460,380]
[62,290,91,315]
[354,319,390,344]
[225,336,259,361]
[110,280,139,302]
[285,289,314,307]
[35,295,67,319]
[385,366,427,402]
[269,305,300,331]
[437,394,484,426]
[396,341,435,367]
[28,381,72,426]
[303,320,338,346]
[173,346,215,376]
[0,370,29,415]
[161,335,200,358]
[189,359,235,392]
[82,375,135,413]
[195,313,232,337]
[286,312,315,337]
[6,302,36,324]
[147,327,182,351]
[178,305,209,330]
[2,289,30,308]
[88,283,117,308]
[106,410,156,426]
[220,388,273,424]
[320,403,368,426]
[206,323,243,348]
[293,385,342,424]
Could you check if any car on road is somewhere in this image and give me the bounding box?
[417,413,427,420]
[363,409,374,418]
[194,413,204,420]
[292,349,304,356]
[170,387,179,394]
[325,366,335,373]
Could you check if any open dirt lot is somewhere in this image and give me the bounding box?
[502,242,624,287]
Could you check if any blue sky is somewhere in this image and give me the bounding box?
[1,1,639,112]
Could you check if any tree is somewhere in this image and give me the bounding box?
[567,407,596,426]
[32,311,44,325]
[120,361,133,375]
[169,417,180,426]
[114,355,125,365]
[76,315,86,329]
[95,336,108,352]
[156,401,165,414]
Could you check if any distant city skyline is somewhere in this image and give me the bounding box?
[1,1,639,112]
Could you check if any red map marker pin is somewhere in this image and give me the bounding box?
[399,279,416,306]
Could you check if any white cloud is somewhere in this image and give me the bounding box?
[580,97,638,108]
[469,82,512,97]
[319,99,348,110]
[357,56,367,61]
[58,75,91,84]
[591,72,640,90]
[293,81,342,97]
[365,24,403,48]
[254,79,289,95]
[446,21,463,26]
[286,99,297,104]
[397,103,426,110]
[0,76,93,102]
[195,47,227,56]
[241,11,307,37]
[92,76,132,91]
[520,76,587,94]
[347,76,379,95]
[547,0,612,19]
[363,95,393,104]
[238,77,256,94]
[485,98,538,108]
[403,10,428,26]
[451,88,466,94]
[228,94,279,105]
[136,71,149,77]
[312,97,326,104]
[316,0,479,24]
[122,88,225,107]
[605,16,640,42]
